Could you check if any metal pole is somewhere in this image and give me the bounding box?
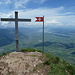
[42,16,44,53]
[15,12,19,52]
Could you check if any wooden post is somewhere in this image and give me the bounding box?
[15,12,19,52]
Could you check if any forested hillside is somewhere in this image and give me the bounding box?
[0,29,14,47]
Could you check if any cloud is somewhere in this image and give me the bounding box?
[6,0,11,4]
[0,2,2,4]
[40,0,47,3]
[0,0,47,9]
[46,19,60,24]
[15,2,26,9]
[1,6,75,27]
[14,0,46,9]
[0,0,11,5]
[33,0,47,4]
[14,0,30,9]
[0,0,29,9]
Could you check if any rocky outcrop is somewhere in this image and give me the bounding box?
[0,52,49,75]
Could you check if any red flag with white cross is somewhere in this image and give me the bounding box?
[35,17,44,22]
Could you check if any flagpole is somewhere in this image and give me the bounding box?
[42,15,44,53]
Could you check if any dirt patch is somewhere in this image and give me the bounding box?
[0,52,50,75]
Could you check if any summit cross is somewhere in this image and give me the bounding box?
[0,11,31,52]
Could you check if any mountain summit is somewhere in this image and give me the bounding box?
[0,52,49,75]
[0,49,75,75]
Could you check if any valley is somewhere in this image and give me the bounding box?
[0,27,75,64]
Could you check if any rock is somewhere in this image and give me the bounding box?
[0,52,45,75]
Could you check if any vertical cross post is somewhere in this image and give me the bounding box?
[15,12,18,52]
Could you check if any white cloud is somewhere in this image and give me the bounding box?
[15,0,30,8]
[0,2,2,4]
[1,6,75,27]
[40,0,47,3]
[14,0,46,9]
[33,0,46,4]
[15,2,26,8]
[46,19,60,24]
[6,0,11,4]
[0,0,29,8]
[0,0,11,5]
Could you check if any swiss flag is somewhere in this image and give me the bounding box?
[35,17,44,22]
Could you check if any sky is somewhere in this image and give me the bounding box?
[0,0,75,28]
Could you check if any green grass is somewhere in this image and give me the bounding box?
[0,52,11,57]
[20,48,42,52]
[44,53,75,75]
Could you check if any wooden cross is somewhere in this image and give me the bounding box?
[1,11,31,52]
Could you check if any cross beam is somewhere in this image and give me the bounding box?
[1,12,31,52]
[1,18,31,22]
